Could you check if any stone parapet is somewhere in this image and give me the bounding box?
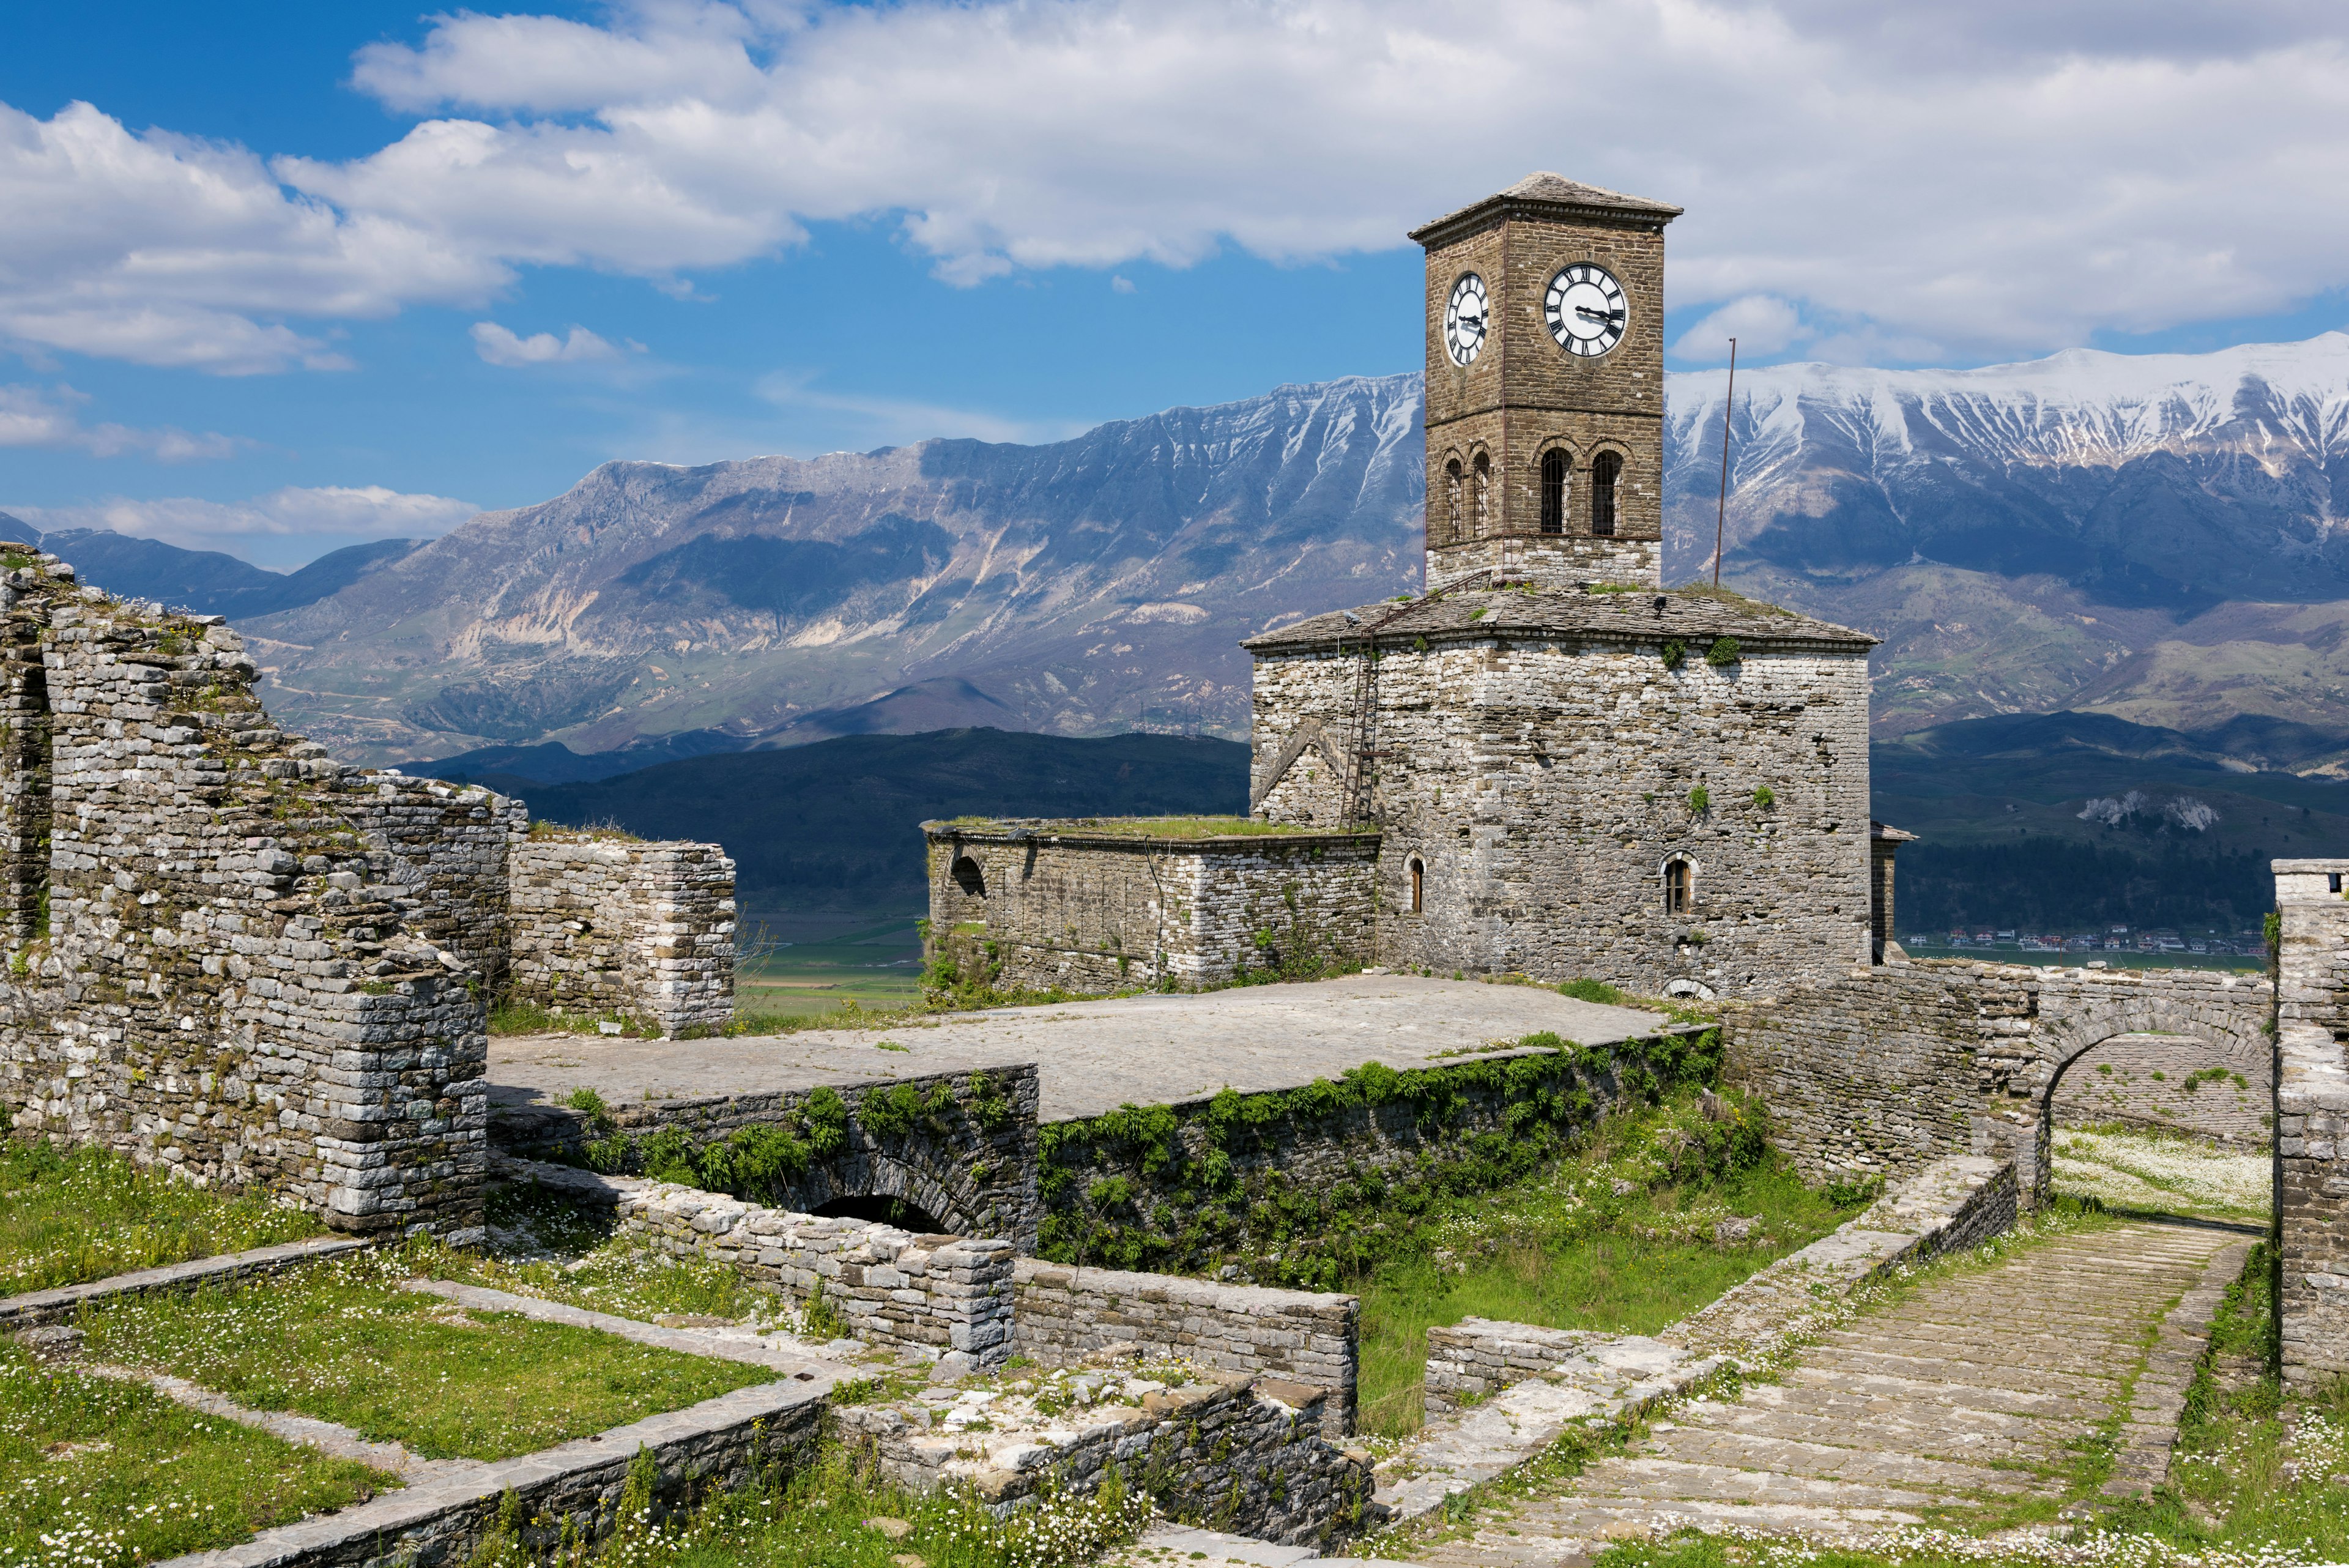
[614,1180,1015,1365]
[1011,1260,1359,1436]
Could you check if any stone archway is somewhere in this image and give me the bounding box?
[783,1151,976,1240]
[2047,1031,2269,1146]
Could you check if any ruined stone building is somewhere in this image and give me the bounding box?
[932,175,1890,998]
[0,547,735,1238]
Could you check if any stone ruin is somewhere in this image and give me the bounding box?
[0,545,737,1241]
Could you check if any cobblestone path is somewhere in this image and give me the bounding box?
[1408,1220,2241,1567]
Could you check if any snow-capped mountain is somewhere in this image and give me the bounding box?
[212,332,2349,765]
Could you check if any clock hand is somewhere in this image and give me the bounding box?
[1575,307,1624,322]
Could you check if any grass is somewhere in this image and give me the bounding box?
[80,1250,775,1462]
[407,1181,800,1331]
[0,1338,390,1568]
[466,1439,1152,1568]
[1349,1094,1866,1438]
[0,1141,324,1296]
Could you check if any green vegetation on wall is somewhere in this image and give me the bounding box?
[1036,1027,1726,1289]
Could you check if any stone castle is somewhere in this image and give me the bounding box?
[930,174,1888,1000]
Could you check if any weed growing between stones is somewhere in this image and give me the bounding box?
[79,1250,772,1461]
[489,999,649,1037]
[0,1140,323,1295]
[0,1337,389,1568]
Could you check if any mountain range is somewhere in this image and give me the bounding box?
[16,332,2349,776]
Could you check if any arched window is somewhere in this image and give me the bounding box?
[1591,450,1621,537]
[1444,459,1463,543]
[1472,451,1491,535]
[1408,856,1425,914]
[1539,449,1568,535]
[1663,856,1692,915]
[951,855,986,897]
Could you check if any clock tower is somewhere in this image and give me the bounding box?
[1411,173,1682,591]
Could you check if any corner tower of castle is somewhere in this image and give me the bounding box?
[1414,173,1681,592]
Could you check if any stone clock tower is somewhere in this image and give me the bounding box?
[1411,173,1682,590]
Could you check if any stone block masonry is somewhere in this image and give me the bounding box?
[926,820,1379,992]
[2051,1030,2269,1145]
[507,834,735,1036]
[2275,858,2349,1391]
[1011,1261,1360,1436]
[1724,957,2271,1197]
[614,1179,1017,1365]
[0,545,738,1238]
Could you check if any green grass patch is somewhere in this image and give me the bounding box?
[487,999,650,1037]
[80,1252,774,1462]
[1354,1137,1863,1437]
[0,1142,324,1296]
[0,1338,390,1568]
[409,1181,798,1330]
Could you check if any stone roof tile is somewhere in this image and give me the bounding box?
[1409,172,1684,243]
[1242,585,1876,654]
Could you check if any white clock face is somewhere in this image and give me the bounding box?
[1546,264,1627,357]
[1443,273,1489,366]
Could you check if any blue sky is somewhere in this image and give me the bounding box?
[3,1,2345,566]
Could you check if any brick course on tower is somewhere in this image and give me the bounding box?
[1414,173,1680,590]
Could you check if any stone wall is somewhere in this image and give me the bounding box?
[614,1180,1017,1366]
[1010,1260,1360,1436]
[507,835,735,1036]
[1245,601,1875,999]
[491,1064,1042,1251]
[0,545,738,1238]
[1724,958,2273,1196]
[837,1375,1373,1547]
[2276,858,2349,1391]
[924,822,1379,993]
[2050,1031,2269,1145]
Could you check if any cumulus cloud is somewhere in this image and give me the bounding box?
[1671,297,1809,363]
[470,321,622,366]
[7,1,2349,370]
[0,383,240,459]
[6,485,477,554]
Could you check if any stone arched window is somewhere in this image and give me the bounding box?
[1591,450,1622,537]
[1444,459,1463,543]
[1409,855,1425,914]
[1662,854,1693,915]
[1472,451,1491,535]
[1540,449,1568,535]
[951,855,987,897]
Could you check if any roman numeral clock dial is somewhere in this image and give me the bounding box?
[1443,273,1488,366]
[1545,264,1627,357]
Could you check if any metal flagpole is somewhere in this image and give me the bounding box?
[1713,337,1737,587]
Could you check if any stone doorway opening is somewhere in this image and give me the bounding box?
[814,1193,946,1233]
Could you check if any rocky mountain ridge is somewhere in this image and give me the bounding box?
[39,333,2349,771]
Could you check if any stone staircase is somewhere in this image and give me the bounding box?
[1406,1220,2242,1566]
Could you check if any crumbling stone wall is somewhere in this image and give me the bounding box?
[507,835,735,1036]
[0,544,739,1238]
[1009,1260,1360,1436]
[2275,858,2349,1391]
[1245,593,1876,998]
[1724,957,2273,1197]
[924,822,1379,992]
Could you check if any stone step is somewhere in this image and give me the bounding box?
[1676,1396,2066,1466]
[1795,1346,2123,1397]
[1560,1454,1945,1512]
[1632,1424,2047,1496]
[1781,1364,2109,1422]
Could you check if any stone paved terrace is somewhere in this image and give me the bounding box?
[488,975,1672,1124]
[1406,1219,2242,1566]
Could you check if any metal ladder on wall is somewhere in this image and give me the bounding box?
[1337,592,1442,827]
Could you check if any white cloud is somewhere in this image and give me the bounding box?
[6,485,477,556]
[1111,275,1137,295]
[470,321,622,366]
[0,382,240,459]
[7,1,2349,370]
[1671,297,1809,362]
[752,370,1087,448]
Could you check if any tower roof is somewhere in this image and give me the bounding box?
[1409,172,1683,248]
